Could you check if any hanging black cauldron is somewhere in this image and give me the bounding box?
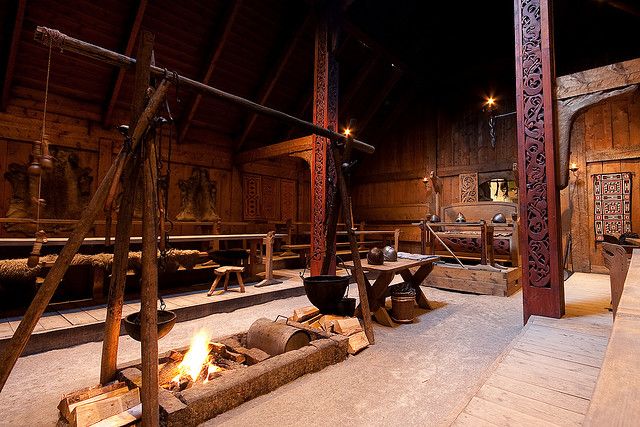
[124,309,176,342]
[302,275,350,314]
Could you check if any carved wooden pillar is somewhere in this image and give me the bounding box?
[514,0,565,321]
[310,11,338,276]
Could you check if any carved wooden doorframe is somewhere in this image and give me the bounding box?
[514,0,565,321]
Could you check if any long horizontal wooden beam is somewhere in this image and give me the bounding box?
[102,0,148,128]
[34,27,374,154]
[236,14,312,151]
[235,135,312,164]
[1,0,27,111]
[179,0,243,143]
[556,57,640,99]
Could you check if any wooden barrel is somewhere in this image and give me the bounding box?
[246,318,311,356]
[390,294,416,323]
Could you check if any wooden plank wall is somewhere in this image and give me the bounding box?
[561,91,640,272]
[352,97,517,246]
[0,85,309,238]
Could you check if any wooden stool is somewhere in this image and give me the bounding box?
[207,266,245,296]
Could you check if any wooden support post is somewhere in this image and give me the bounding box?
[420,220,427,255]
[394,229,400,252]
[310,10,338,276]
[101,30,156,385]
[514,0,564,321]
[140,128,160,426]
[100,156,141,384]
[331,142,375,344]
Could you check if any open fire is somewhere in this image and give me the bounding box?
[159,329,244,392]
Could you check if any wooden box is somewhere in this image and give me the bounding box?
[424,263,521,296]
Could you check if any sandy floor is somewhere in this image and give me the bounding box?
[0,283,524,426]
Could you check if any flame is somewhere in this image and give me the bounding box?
[175,329,213,382]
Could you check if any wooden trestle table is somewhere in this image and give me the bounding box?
[343,255,440,326]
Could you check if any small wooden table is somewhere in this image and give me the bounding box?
[343,256,440,326]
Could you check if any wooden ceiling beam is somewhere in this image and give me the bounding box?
[235,135,313,164]
[102,0,148,128]
[555,56,640,99]
[1,0,27,112]
[357,68,402,135]
[178,0,243,143]
[235,13,312,151]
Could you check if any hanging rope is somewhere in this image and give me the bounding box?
[27,39,54,268]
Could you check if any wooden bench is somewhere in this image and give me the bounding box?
[584,248,640,424]
[420,201,519,266]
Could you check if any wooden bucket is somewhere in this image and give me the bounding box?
[246,318,310,356]
[390,294,416,323]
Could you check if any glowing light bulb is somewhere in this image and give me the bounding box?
[486,97,495,107]
[344,128,351,136]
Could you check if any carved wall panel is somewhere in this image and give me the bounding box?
[459,173,478,203]
[280,179,296,221]
[261,176,279,221]
[175,167,219,222]
[243,174,261,220]
[3,146,93,234]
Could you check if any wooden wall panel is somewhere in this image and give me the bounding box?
[560,92,640,272]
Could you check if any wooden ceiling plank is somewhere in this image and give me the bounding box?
[357,68,402,134]
[1,0,27,111]
[235,13,312,151]
[102,0,148,128]
[178,0,244,143]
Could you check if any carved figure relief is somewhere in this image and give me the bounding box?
[459,173,478,203]
[3,147,93,234]
[175,167,219,222]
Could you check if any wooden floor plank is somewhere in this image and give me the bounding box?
[495,359,596,400]
[508,348,601,377]
[530,316,611,338]
[500,354,599,390]
[463,396,561,427]
[83,307,108,322]
[38,313,72,330]
[59,309,98,326]
[453,411,498,427]
[476,384,585,426]
[513,340,604,368]
[485,374,591,415]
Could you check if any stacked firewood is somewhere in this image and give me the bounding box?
[289,306,369,355]
[57,382,141,427]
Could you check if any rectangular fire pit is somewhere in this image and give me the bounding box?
[117,320,349,426]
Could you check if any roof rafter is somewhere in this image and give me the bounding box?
[235,13,312,151]
[178,0,244,143]
[1,0,27,112]
[102,0,148,128]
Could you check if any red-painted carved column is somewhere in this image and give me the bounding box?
[310,13,338,276]
[514,0,565,321]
